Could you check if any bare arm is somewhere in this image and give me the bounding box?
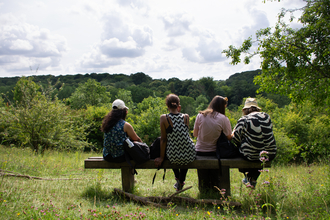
[227,133,234,141]
[193,126,199,137]
[124,122,142,142]
[193,114,199,137]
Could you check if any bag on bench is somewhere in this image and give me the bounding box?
[150,137,166,185]
[123,138,150,175]
[216,132,240,175]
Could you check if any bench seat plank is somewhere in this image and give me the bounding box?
[85,156,270,169]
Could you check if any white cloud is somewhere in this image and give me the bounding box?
[161,13,193,37]
[0,13,68,74]
[0,0,307,79]
[76,7,153,69]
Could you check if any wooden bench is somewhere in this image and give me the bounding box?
[84,156,271,196]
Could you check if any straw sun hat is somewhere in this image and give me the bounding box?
[242,98,261,110]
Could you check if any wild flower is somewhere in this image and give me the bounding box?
[259,151,269,157]
[262,181,270,185]
[259,157,269,162]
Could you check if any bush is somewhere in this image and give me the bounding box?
[272,127,300,164]
[83,105,110,151]
[0,77,90,153]
[131,96,168,145]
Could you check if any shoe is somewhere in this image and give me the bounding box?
[173,178,180,190]
[242,177,249,185]
[250,180,257,188]
[242,177,257,189]
[173,178,184,191]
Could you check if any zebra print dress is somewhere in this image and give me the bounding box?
[232,112,277,161]
[166,113,196,165]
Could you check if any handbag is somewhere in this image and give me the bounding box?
[216,132,240,159]
[150,136,161,159]
[149,136,167,185]
[216,132,240,175]
[123,138,150,175]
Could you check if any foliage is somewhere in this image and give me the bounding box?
[272,101,330,163]
[0,77,89,153]
[131,96,168,145]
[223,0,330,107]
[83,105,111,151]
[195,95,209,112]
[68,79,111,109]
[0,96,5,108]
[115,89,134,110]
[0,70,290,108]
[179,95,196,116]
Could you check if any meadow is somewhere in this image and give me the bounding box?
[0,146,329,219]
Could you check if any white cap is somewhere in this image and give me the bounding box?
[112,99,128,110]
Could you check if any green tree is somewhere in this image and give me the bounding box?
[195,95,209,112]
[84,105,110,151]
[115,89,134,110]
[179,95,196,116]
[197,77,216,100]
[68,79,111,109]
[0,96,4,107]
[0,77,89,153]
[132,96,168,144]
[223,0,330,107]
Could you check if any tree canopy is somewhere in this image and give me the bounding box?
[223,0,330,106]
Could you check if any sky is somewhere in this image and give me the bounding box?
[0,0,306,81]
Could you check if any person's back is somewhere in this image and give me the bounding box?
[154,94,195,191]
[232,98,277,188]
[193,95,232,193]
[101,99,142,163]
[166,113,195,165]
[194,112,232,152]
[232,111,276,161]
[103,119,126,159]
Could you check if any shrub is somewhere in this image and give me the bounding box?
[0,77,90,153]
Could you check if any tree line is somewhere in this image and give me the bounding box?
[0,70,290,111]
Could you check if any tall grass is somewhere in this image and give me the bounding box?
[0,145,329,219]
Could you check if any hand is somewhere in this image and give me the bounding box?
[154,157,164,167]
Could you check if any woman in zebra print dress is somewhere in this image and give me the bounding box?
[232,98,277,188]
[154,94,196,191]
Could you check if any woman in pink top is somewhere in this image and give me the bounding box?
[193,96,233,193]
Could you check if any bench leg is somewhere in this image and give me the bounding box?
[220,166,231,196]
[121,167,134,192]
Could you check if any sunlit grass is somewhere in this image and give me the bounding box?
[0,145,329,219]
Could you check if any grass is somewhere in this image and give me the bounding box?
[0,145,329,219]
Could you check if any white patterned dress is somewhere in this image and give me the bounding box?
[166,113,196,165]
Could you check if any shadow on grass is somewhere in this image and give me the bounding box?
[81,182,143,206]
[81,182,113,201]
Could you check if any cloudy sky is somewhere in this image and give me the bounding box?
[0,0,305,80]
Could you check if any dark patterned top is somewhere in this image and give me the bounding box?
[232,112,277,161]
[166,113,196,165]
[103,119,126,158]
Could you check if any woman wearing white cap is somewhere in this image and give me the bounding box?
[232,98,277,188]
[101,99,142,163]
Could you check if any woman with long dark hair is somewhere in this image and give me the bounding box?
[193,95,233,193]
[101,99,141,163]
